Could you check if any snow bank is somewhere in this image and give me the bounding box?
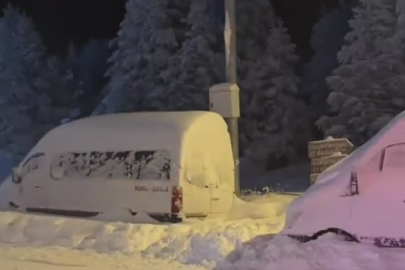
[0,244,206,270]
[3,226,405,270]
[216,234,405,270]
[0,194,294,268]
[227,194,294,220]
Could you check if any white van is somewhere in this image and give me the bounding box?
[10,111,236,222]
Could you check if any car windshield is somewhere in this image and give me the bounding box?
[50,150,171,180]
[19,152,45,179]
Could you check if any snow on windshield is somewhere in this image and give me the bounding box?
[19,152,45,179]
[50,150,171,180]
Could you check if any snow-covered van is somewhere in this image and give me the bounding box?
[10,111,235,222]
[282,111,405,247]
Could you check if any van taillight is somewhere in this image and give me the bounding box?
[171,186,183,214]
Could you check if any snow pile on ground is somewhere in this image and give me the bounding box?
[227,194,292,220]
[2,229,405,270]
[0,194,295,268]
[216,234,405,270]
[0,244,206,270]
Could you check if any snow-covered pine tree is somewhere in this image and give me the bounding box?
[64,39,110,117]
[300,3,352,121]
[78,39,110,94]
[97,0,147,114]
[232,0,277,156]
[243,20,310,168]
[235,0,276,65]
[396,0,405,28]
[146,0,190,110]
[163,0,224,111]
[318,0,405,145]
[396,0,405,65]
[99,0,189,114]
[0,4,55,162]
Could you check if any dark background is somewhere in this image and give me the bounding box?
[1,0,340,59]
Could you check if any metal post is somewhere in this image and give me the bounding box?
[224,0,240,196]
[224,0,237,83]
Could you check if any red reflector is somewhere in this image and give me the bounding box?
[171,186,183,214]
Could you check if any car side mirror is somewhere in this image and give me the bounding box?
[11,167,22,184]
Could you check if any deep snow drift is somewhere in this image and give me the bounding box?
[0,194,295,269]
[216,234,405,270]
[0,192,404,269]
[1,217,405,270]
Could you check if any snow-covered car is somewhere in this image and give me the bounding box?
[281,112,405,248]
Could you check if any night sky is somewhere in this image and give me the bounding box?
[2,0,340,59]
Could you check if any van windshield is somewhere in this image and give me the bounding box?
[50,150,171,180]
[18,152,45,180]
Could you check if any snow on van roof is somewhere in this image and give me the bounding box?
[33,111,228,153]
[62,111,226,131]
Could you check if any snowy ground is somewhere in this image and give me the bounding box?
[216,234,405,270]
[1,205,405,270]
[2,236,405,270]
[0,194,294,270]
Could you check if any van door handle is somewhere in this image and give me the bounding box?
[35,186,41,189]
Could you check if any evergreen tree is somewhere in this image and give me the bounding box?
[164,0,224,111]
[318,0,405,145]
[243,20,310,167]
[396,0,405,27]
[65,39,110,116]
[0,4,52,161]
[208,0,309,166]
[99,0,189,114]
[300,4,351,121]
[233,0,277,156]
[98,0,148,114]
[396,0,405,64]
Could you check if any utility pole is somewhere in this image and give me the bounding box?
[224,0,240,196]
[224,0,237,83]
[209,0,240,196]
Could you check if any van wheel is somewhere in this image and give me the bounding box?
[309,228,359,242]
[149,214,182,223]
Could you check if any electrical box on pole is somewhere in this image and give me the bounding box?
[209,83,240,118]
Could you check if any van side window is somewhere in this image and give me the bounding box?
[50,150,171,180]
[381,143,405,171]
